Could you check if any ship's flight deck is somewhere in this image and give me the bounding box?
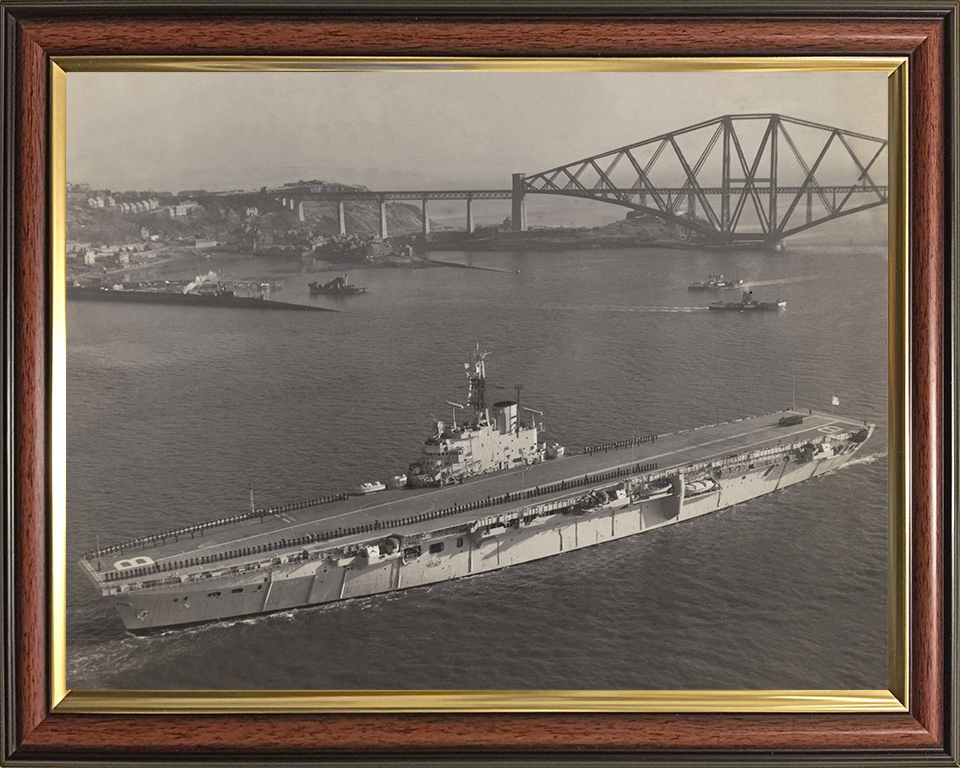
[81,409,869,589]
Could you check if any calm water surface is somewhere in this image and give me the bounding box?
[66,239,888,690]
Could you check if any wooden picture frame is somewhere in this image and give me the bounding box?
[2,2,957,765]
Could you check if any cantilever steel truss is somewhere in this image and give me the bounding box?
[522,114,888,244]
[269,114,886,244]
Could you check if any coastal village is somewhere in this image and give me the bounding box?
[65,180,430,281]
[66,177,710,284]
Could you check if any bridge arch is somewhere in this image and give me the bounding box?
[519,189,718,239]
[250,114,885,246]
[520,114,888,246]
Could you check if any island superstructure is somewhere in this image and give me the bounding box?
[80,347,874,632]
[406,346,560,487]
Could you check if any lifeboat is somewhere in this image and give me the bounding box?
[684,477,719,497]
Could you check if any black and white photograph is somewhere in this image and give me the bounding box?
[65,68,889,692]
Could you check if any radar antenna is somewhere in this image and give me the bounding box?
[445,401,464,429]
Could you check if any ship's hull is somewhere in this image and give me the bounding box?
[106,441,865,633]
[67,286,332,311]
[308,282,366,296]
[709,303,784,312]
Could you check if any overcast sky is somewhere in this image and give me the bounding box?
[67,70,888,194]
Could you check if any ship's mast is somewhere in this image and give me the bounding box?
[466,343,489,424]
[515,384,523,435]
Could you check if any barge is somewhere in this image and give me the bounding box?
[67,284,333,312]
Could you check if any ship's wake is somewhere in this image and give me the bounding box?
[743,275,818,288]
[840,451,887,469]
[542,302,709,314]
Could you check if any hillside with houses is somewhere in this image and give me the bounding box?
[65,181,426,278]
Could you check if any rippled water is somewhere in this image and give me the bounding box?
[66,238,888,690]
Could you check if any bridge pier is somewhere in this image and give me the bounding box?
[511,172,526,232]
[421,199,430,237]
[466,195,474,234]
[763,238,786,252]
[721,116,732,234]
[338,200,346,236]
[296,200,305,223]
[379,199,388,239]
[770,117,779,230]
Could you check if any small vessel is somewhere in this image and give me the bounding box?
[355,481,386,495]
[688,273,721,290]
[709,290,786,312]
[688,274,744,290]
[716,276,744,289]
[308,275,367,296]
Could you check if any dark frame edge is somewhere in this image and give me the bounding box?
[0,0,959,19]
[912,1,958,760]
[1,5,21,765]
[944,0,959,763]
[0,1,957,766]
[4,2,53,763]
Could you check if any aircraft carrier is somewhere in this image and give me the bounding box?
[79,347,874,632]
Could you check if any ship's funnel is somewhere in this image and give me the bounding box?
[493,401,518,435]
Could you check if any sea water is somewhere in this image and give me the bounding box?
[65,238,887,690]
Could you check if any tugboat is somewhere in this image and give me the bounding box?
[716,276,745,289]
[308,275,367,296]
[688,273,722,290]
[688,273,744,290]
[709,290,786,312]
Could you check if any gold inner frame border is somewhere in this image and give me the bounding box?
[48,56,909,714]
